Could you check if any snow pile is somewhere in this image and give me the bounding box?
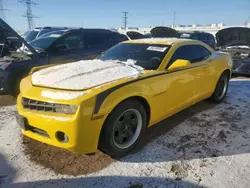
[32,59,143,90]
[41,90,86,100]
[226,45,250,49]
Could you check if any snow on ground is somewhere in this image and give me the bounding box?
[1,79,250,188]
[32,60,142,91]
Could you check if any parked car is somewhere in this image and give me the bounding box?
[149,27,216,50]
[126,31,148,40]
[180,31,216,49]
[0,18,128,95]
[150,26,180,38]
[16,38,232,157]
[24,26,71,42]
[216,27,250,75]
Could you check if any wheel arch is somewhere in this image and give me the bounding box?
[97,95,151,149]
[104,95,151,127]
[223,69,231,78]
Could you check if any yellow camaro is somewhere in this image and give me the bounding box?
[16,38,232,157]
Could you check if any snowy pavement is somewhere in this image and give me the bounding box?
[1,79,250,188]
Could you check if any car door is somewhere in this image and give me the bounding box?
[192,45,216,100]
[48,32,88,64]
[163,45,198,116]
[173,44,214,102]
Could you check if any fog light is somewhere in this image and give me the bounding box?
[56,131,69,143]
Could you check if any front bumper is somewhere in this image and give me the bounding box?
[16,94,106,154]
[0,71,11,94]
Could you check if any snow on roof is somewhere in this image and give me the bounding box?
[32,59,142,91]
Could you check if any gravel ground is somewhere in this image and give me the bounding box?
[1,79,250,188]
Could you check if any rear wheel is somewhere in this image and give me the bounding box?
[210,72,229,102]
[99,100,147,158]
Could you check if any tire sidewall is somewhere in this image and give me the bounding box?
[212,72,229,102]
[99,100,147,158]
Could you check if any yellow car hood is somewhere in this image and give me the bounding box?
[31,59,144,91]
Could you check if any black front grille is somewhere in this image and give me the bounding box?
[28,125,50,138]
[22,97,56,112]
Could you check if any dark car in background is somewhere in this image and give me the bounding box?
[149,27,216,50]
[0,18,128,95]
[150,26,180,38]
[24,26,71,42]
[126,31,148,40]
[180,31,216,49]
[216,27,250,75]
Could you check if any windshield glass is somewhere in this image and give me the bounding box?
[180,33,191,39]
[99,43,170,70]
[30,36,58,50]
[38,31,64,38]
[24,30,39,42]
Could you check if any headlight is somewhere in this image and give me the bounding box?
[54,104,78,114]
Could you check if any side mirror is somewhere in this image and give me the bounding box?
[168,59,191,71]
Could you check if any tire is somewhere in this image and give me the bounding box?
[99,100,147,158]
[210,72,229,102]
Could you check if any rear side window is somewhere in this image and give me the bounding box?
[198,45,212,59]
[208,34,215,44]
[85,32,111,47]
[24,30,39,42]
[198,34,207,42]
[167,44,211,67]
[53,33,85,51]
[191,34,199,40]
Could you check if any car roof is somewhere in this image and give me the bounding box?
[180,31,213,35]
[123,38,196,45]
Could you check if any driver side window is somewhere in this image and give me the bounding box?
[53,33,85,52]
[167,44,211,69]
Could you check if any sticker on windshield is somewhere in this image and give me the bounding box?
[147,46,168,52]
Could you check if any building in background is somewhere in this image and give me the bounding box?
[117,23,250,36]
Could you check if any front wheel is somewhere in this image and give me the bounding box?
[99,100,147,158]
[210,72,229,102]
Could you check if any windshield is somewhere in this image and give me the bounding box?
[99,43,170,70]
[180,33,191,39]
[38,31,65,38]
[24,30,39,42]
[29,36,58,50]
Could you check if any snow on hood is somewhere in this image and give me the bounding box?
[32,59,143,90]
[41,90,87,100]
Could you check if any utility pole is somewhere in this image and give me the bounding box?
[0,0,8,22]
[19,0,38,30]
[173,12,176,28]
[122,11,128,31]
